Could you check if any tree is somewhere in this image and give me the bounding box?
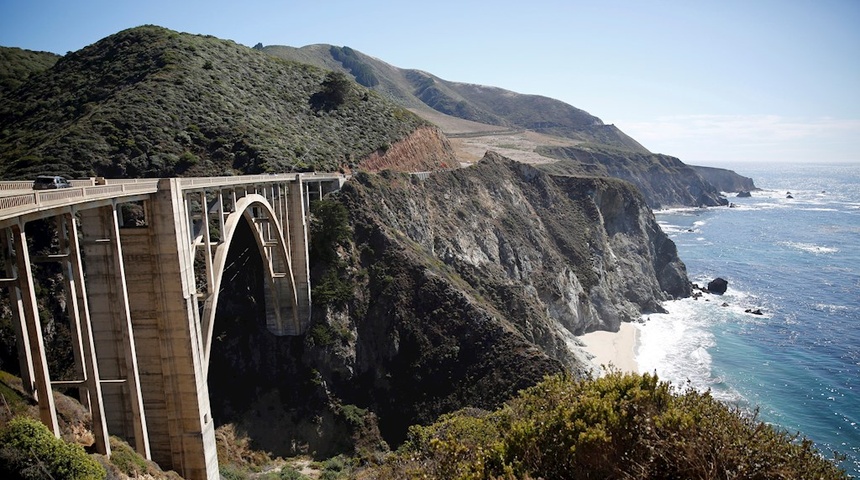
[311,71,352,111]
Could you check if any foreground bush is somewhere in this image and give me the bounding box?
[363,372,847,479]
[0,416,105,480]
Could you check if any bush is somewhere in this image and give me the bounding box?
[0,416,106,480]
[108,438,148,476]
[371,372,849,479]
[279,466,311,479]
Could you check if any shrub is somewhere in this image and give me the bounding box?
[108,438,148,476]
[219,463,249,480]
[0,416,106,480]
[372,372,849,480]
[279,466,311,479]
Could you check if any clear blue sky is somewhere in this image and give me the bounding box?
[2,0,859,166]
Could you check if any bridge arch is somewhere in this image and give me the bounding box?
[200,194,298,372]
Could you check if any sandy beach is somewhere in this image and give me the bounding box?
[579,322,639,375]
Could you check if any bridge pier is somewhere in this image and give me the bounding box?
[116,180,218,479]
[79,204,151,457]
[57,212,111,455]
[0,223,59,436]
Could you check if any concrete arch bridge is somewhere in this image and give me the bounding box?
[0,173,345,479]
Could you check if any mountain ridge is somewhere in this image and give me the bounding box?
[263,43,649,153]
[262,41,737,208]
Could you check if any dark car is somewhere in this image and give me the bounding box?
[33,175,71,190]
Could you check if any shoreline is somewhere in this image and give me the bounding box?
[579,322,639,376]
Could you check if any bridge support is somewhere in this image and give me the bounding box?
[0,223,59,436]
[114,180,218,479]
[79,204,150,458]
[287,179,312,331]
[58,212,110,455]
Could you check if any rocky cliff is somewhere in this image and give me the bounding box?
[538,144,728,209]
[299,152,690,443]
[691,165,758,193]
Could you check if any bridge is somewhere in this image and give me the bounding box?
[0,173,346,480]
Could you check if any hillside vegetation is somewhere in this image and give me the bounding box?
[0,47,59,99]
[361,372,848,479]
[0,26,431,179]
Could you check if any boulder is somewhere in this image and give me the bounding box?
[706,277,728,294]
[736,191,751,198]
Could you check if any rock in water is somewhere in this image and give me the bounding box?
[736,191,752,198]
[707,277,728,294]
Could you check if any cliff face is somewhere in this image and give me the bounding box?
[357,125,457,172]
[691,165,758,193]
[538,145,728,208]
[303,152,690,443]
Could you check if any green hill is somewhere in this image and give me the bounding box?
[0,26,428,179]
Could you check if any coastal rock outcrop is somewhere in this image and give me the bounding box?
[707,277,729,294]
[691,165,758,193]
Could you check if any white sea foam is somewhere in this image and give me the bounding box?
[636,292,751,404]
[656,222,688,235]
[637,300,713,387]
[799,207,840,212]
[779,241,839,254]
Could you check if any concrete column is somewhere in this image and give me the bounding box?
[63,212,110,455]
[54,216,90,411]
[9,222,59,435]
[79,205,150,458]
[288,176,312,331]
[0,228,36,399]
[127,179,217,480]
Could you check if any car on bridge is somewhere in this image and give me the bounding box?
[33,175,71,190]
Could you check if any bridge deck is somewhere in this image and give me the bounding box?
[0,173,345,228]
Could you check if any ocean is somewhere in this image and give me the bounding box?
[637,162,860,477]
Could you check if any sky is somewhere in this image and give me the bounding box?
[2,0,859,167]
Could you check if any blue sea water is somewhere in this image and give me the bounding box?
[637,162,860,477]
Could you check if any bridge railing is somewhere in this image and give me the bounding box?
[0,181,37,190]
[0,181,159,223]
[0,173,347,223]
[177,173,346,192]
